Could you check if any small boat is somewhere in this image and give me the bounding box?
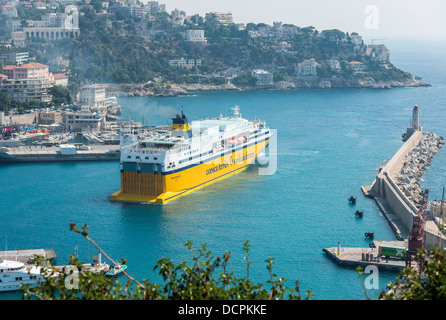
[105,264,127,278]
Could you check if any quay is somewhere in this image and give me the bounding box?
[362,106,445,249]
[0,249,57,265]
[0,144,120,163]
[323,241,410,272]
[325,106,445,274]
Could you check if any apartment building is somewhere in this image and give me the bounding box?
[297,58,317,76]
[0,52,29,65]
[252,69,273,86]
[205,12,233,25]
[0,62,54,103]
[185,30,207,44]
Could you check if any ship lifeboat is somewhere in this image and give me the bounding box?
[237,136,247,143]
[229,139,237,144]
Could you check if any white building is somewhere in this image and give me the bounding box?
[24,13,80,41]
[62,110,105,132]
[11,31,26,47]
[350,34,363,45]
[252,69,273,86]
[326,59,341,72]
[348,61,367,72]
[53,73,69,87]
[297,58,317,76]
[1,5,17,17]
[79,84,117,113]
[185,30,207,44]
[169,58,201,69]
[205,12,233,25]
[171,8,186,26]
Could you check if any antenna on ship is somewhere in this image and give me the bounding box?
[231,105,241,118]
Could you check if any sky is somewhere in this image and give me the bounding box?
[159,0,446,42]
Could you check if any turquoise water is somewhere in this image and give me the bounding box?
[1,39,446,300]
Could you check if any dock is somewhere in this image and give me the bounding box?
[0,144,120,163]
[0,249,57,265]
[323,241,410,272]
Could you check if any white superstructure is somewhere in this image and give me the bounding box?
[0,259,47,292]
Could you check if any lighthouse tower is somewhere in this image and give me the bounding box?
[402,105,422,141]
[411,105,419,129]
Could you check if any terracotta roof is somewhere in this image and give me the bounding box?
[3,62,48,70]
[2,5,16,8]
[0,73,7,78]
[53,73,68,79]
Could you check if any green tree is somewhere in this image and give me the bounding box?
[380,247,446,300]
[22,223,314,300]
[49,85,73,106]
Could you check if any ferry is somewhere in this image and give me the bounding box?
[110,106,272,204]
[0,259,48,292]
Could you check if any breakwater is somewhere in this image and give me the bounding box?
[363,129,444,248]
[396,132,444,207]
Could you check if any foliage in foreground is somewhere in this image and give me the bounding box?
[22,223,314,300]
[22,223,446,300]
[379,247,446,300]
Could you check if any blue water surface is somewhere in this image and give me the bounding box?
[1,39,445,300]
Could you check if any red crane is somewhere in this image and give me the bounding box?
[405,189,429,272]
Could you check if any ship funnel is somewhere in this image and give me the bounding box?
[172,111,192,139]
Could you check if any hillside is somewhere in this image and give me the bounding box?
[3,5,430,95]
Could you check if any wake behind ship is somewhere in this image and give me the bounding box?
[110,106,272,204]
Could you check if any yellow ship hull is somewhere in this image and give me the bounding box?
[110,139,269,204]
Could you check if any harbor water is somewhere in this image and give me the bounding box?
[1,39,446,300]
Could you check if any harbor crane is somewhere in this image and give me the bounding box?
[405,189,429,272]
[437,187,445,248]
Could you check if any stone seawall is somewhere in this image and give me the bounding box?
[395,132,444,207]
[363,129,444,247]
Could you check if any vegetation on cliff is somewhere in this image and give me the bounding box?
[14,5,418,88]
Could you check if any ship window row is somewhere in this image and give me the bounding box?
[129,149,161,155]
[0,267,25,272]
[127,155,158,161]
[178,150,212,164]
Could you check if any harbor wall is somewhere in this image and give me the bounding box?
[369,129,423,230]
[365,128,445,248]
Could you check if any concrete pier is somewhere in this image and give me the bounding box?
[323,241,410,272]
[0,249,56,265]
[362,128,445,249]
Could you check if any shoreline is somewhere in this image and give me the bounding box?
[106,77,431,98]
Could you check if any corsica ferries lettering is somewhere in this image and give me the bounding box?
[206,163,229,175]
[206,152,255,176]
